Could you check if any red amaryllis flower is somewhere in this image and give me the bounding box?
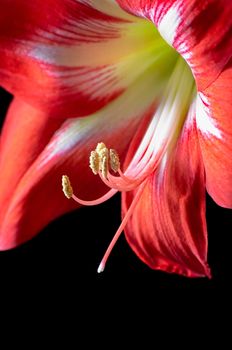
[0,0,231,277]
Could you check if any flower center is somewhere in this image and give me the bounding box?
[62,19,196,273]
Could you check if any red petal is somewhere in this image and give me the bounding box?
[122,106,210,277]
[0,93,155,249]
[0,0,143,117]
[0,98,63,222]
[116,0,232,90]
[196,58,232,208]
[0,99,63,246]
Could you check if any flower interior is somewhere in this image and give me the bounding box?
[62,14,196,272]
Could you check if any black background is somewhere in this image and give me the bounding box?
[0,87,231,293]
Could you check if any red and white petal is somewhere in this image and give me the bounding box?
[0,98,63,223]
[0,71,158,249]
[122,103,210,277]
[196,58,232,208]
[116,0,232,91]
[0,0,156,117]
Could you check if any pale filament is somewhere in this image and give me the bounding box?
[62,175,117,206]
[72,188,117,206]
[97,179,148,273]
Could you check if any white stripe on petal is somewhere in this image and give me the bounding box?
[157,152,168,184]
[158,6,181,46]
[37,66,161,167]
[196,93,222,139]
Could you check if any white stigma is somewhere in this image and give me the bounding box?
[97,262,105,273]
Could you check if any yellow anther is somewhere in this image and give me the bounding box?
[109,149,120,173]
[96,142,107,155]
[89,142,113,178]
[62,175,73,199]
[94,142,109,176]
[89,150,99,175]
[101,155,108,179]
[98,147,108,159]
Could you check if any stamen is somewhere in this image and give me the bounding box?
[92,142,109,178]
[62,175,118,206]
[89,150,99,175]
[62,175,73,199]
[109,149,120,173]
[98,148,108,172]
[101,155,108,179]
[96,142,107,154]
